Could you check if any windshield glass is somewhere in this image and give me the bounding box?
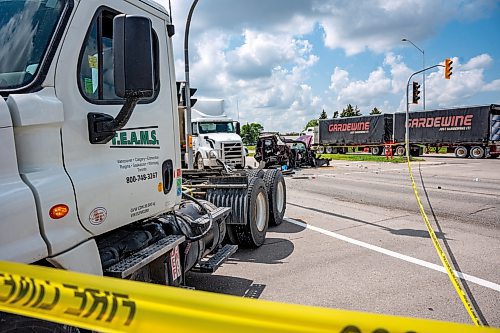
[0,0,65,90]
[198,122,235,134]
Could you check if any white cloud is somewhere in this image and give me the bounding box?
[158,0,499,132]
[461,53,493,70]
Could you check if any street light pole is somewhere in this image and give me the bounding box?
[402,38,425,110]
[184,0,199,169]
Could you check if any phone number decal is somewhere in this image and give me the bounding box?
[126,172,158,184]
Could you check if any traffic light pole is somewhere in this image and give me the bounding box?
[184,0,199,169]
[405,64,444,160]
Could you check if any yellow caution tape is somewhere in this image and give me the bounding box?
[405,150,482,326]
[1,261,498,333]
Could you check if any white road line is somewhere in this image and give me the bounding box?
[284,217,500,292]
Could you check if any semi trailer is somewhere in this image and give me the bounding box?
[312,105,500,158]
[393,105,500,158]
[0,0,286,330]
[313,114,393,155]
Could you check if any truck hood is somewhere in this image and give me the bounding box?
[201,132,242,143]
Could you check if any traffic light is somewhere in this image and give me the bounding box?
[412,81,421,104]
[445,58,453,79]
[181,86,197,107]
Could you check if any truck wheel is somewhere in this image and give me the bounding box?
[194,153,204,170]
[0,312,80,333]
[228,177,269,248]
[317,146,325,154]
[454,146,469,158]
[325,146,334,154]
[395,146,405,156]
[470,146,485,159]
[263,170,286,226]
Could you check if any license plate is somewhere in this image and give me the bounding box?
[170,245,181,281]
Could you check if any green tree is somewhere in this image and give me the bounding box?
[304,119,319,130]
[340,104,361,118]
[370,107,381,115]
[319,109,328,119]
[332,111,339,118]
[241,122,264,145]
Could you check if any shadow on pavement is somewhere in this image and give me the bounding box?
[227,237,295,265]
[185,273,266,298]
[269,219,306,233]
[288,202,449,240]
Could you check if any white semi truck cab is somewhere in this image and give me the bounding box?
[0,3,286,329]
[190,99,245,169]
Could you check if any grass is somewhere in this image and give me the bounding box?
[318,153,424,163]
[245,145,256,151]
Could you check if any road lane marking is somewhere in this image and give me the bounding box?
[284,217,500,293]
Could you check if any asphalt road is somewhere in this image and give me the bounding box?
[187,155,500,326]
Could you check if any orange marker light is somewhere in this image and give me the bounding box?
[49,204,69,219]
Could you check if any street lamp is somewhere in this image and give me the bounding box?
[402,38,425,110]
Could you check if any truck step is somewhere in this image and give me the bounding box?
[193,244,238,273]
[104,235,185,278]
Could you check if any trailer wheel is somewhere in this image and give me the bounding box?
[371,146,383,155]
[454,146,469,158]
[395,146,406,156]
[325,146,334,154]
[263,169,286,226]
[228,177,269,247]
[317,146,325,154]
[470,146,485,159]
[0,312,80,333]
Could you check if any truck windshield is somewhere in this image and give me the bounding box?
[198,122,235,134]
[0,0,66,90]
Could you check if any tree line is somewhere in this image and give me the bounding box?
[304,105,381,129]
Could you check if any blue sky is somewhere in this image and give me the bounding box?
[160,0,500,132]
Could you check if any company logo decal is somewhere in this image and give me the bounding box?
[328,122,370,134]
[409,115,473,131]
[89,207,107,225]
[111,126,160,149]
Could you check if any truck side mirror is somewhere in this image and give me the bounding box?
[114,15,154,99]
[87,15,155,144]
[234,121,241,135]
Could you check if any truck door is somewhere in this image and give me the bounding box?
[55,1,181,235]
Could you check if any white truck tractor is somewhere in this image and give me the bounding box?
[190,99,245,169]
[0,0,286,330]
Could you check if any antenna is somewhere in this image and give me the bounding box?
[168,0,173,23]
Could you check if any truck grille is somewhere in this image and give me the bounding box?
[222,142,243,163]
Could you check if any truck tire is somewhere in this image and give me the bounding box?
[395,146,405,156]
[246,169,264,179]
[317,146,325,154]
[263,170,286,226]
[470,146,485,159]
[227,177,269,248]
[0,312,80,333]
[371,146,383,155]
[325,146,334,154]
[454,146,469,158]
